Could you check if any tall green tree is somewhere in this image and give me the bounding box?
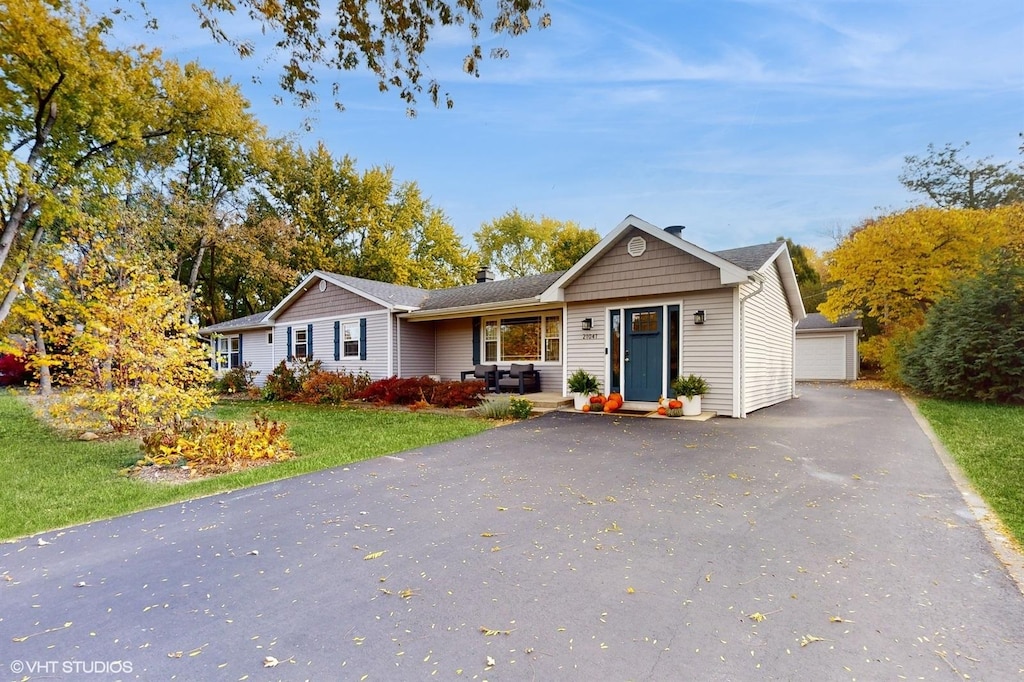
[900,249,1024,403]
[256,142,475,287]
[474,209,599,278]
[899,140,1024,209]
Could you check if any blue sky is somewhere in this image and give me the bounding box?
[116,0,1023,253]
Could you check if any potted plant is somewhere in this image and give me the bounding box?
[671,374,709,416]
[567,369,600,410]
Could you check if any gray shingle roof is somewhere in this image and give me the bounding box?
[713,242,783,270]
[319,271,429,308]
[207,237,792,329]
[199,311,271,334]
[797,312,861,330]
[418,271,566,310]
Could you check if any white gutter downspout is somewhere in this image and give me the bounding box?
[387,310,395,377]
[737,272,766,418]
[396,315,402,377]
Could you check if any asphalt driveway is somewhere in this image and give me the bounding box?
[2,384,1023,681]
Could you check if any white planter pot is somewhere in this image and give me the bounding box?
[682,395,702,416]
[573,393,591,410]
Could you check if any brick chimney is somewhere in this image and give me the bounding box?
[476,266,495,283]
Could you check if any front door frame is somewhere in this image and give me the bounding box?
[607,300,683,404]
[623,306,663,402]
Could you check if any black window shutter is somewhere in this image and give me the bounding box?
[286,326,293,360]
[472,317,481,365]
[307,323,313,357]
[359,318,367,360]
[238,334,243,366]
[333,321,340,361]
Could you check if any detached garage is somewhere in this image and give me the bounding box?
[796,313,860,381]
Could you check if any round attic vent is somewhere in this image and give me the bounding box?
[627,236,647,257]
[318,280,327,292]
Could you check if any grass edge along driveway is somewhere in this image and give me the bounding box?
[914,397,1024,550]
[0,394,490,541]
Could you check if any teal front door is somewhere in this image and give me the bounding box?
[624,307,663,402]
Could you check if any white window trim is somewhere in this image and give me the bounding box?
[342,321,360,358]
[482,313,562,364]
[294,327,309,359]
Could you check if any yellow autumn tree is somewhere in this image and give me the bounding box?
[44,215,214,433]
[821,203,1024,372]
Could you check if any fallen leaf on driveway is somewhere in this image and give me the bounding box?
[363,551,385,560]
[800,634,826,647]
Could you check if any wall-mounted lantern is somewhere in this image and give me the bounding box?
[581,318,593,331]
[693,310,706,325]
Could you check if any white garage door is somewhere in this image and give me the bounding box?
[796,335,846,380]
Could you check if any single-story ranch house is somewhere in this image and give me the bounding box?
[200,215,806,417]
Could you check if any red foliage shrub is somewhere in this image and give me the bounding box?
[0,353,30,386]
[297,368,373,404]
[429,379,486,408]
[354,376,486,408]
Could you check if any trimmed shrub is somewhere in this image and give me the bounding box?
[262,360,300,402]
[354,376,485,408]
[900,250,1024,403]
[297,368,373,404]
[214,362,258,395]
[429,379,486,408]
[509,397,533,420]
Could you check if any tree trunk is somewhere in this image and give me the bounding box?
[0,221,46,327]
[32,318,52,397]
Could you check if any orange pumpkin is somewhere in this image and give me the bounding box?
[581,404,591,413]
[608,392,623,404]
[607,399,621,412]
[668,399,683,410]
[657,406,667,416]
[590,395,606,405]
[603,402,615,413]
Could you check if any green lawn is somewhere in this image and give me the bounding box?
[916,398,1024,549]
[0,394,490,541]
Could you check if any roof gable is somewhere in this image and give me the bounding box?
[540,215,751,302]
[266,270,427,322]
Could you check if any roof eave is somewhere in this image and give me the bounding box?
[265,270,414,322]
[401,297,545,321]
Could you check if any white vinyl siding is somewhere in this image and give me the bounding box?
[680,289,737,417]
[564,302,610,396]
[240,329,275,387]
[741,262,795,414]
[565,292,737,413]
[435,318,474,381]
[399,319,436,377]
[272,313,390,381]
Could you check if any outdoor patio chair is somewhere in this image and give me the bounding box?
[461,363,499,392]
[497,363,541,394]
